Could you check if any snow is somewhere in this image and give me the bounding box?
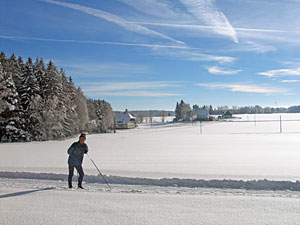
[2,178,300,225]
[1,113,300,181]
[2,113,300,224]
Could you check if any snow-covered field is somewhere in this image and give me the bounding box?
[1,113,300,181]
[2,113,300,224]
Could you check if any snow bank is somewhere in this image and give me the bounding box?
[2,171,300,192]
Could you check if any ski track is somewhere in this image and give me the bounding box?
[2,178,300,225]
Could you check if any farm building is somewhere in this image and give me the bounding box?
[114,110,137,129]
[221,111,233,119]
[194,109,210,120]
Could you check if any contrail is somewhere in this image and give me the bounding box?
[0,35,192,49]
[180,0,238,43]
[41,0,185,45]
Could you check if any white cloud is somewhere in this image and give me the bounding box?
[80,81,182,91]
[80,81,183,97]
[155,48,235,63]
[281,80,300,83]
[86,91,182,97]
[41,0,185,45]
[0,35,234,64]
[0,35,193,49]
[62,62,152,78]
[179,0,238,43]
[119,0,186,19]
[227,41,276,53]
[207,66,241,75]
[132,21,284,33]
[196,83,285,94]
[258,68,300,77]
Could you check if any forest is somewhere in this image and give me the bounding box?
[0,52,114,142]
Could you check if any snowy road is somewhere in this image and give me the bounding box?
[1,178,300,225]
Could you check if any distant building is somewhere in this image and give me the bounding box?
[221,111,233,119]
[114,110,137,129]
[194,109,210,120]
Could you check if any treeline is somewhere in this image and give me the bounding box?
[175,100,300,121]
[212,105,289,115]
[0,51,114,142]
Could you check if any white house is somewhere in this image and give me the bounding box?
[114,110,137,129]
[194,109,210,120]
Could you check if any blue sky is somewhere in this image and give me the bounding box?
[2,0,300,110]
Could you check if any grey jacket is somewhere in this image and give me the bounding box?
[67,141,88,166]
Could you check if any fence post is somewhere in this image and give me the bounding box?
[280,115,282,133]
[200,120,202,134]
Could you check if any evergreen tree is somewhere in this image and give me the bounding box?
[19,58,39,111]
[34,58,46,98]
[93,99,114,133]
[60,69,72,137]
[0,62,29,142]
[99,100,114,132]
[175,100,192,121]
[44,61,62,99]
[209,105,213,115]
[0,51,115,142]
[7,54,22,87]
[0,51,7,67]
[175,102,180,121]
[39,62,64,140]
[75,87,89,132]
[64,76,79,135]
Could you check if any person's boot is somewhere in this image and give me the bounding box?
[68,183,73,189]
[78,184,84,189]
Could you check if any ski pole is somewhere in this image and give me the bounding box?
[87,153,112,190]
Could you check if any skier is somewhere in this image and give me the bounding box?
[67,133,89,189]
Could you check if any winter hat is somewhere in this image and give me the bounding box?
[79,133,86,139]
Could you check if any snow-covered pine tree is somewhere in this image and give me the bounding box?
[24,58,48,140]
[19,58,39,111]
[99,100,114,133]
[18,57,43,140]
[63,76,79,136]
[0,51,115,142]
[59,69,71,137]
[38,61,64,140]
[60,69,86,138]
[43,61,62,99]
[0,62,29,142]
[34,58,46,98]
[175,100,191,121]
[87,99,97,120]
[93,99,114,133]
[86,98,98,133]
[175,102,180,121]
[0,51,7,67]
[75,87,89,132]
[7,54,23,90]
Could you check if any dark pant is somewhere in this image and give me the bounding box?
[68,165,84,186]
